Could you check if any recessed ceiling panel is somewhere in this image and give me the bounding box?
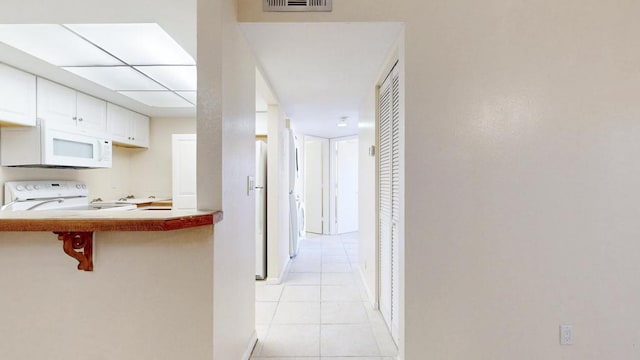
[66,23,195,65]
[176,91,197,104]
[118,91,193,108]
[63,66,165,91]
[0,24,123,66]
[135,66,196,90]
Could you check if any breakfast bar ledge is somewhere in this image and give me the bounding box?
[0,210,223,271]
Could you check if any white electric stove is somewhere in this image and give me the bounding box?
[2,180,136,211]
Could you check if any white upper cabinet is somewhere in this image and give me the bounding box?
[0,64,36,126]
[131,112,149,148]
[37,78,106,133]
[76,92,107,133]
[37,78,79,128]
[106,103,149,148]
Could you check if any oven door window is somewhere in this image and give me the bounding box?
[53,138,94,159]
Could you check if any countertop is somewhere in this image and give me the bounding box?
[0,209,223,232]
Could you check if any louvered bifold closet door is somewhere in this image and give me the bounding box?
[378,64,394,337]
[390,65,401,343]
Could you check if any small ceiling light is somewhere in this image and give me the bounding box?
[337,116,348,127]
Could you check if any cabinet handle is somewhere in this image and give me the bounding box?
[132,137,135,140]
[72,116,77,121]
[78,118,83,122]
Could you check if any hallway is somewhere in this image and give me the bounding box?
[252,233,398,359]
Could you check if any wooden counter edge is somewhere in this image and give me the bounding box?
[0,210,223,232]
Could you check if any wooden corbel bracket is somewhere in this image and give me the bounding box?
[53,232,94,271]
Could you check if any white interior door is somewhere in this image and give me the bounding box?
[304,139,324,234]
[172,134,197,210]
[336,138,359,234]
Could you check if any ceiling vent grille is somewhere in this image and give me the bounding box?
[264,0,332,12]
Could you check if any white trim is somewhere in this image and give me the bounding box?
[358,265,377,308]
[265,255,291,285]
[241,330,258,360]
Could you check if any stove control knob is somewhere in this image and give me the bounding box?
[34,185,41,190]
[82,184,86,189]
[25,185,33,191]
[76,184,82,189]
[16,185,24,191]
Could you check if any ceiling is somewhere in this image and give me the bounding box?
[0,1,402,136]
[0,23,196,108]
[0,0,197,118]
[241,22,402,138]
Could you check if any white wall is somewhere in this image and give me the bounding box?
[266,104,291,282]
[130,117,196,199]
[358,87,377,306]
[240,2,640,359]
[0,228,214,360]
[198,0,258,358]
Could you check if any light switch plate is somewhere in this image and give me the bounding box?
[247,176,255,196]
[560,325,573,345]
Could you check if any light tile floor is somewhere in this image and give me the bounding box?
[252,232,398,360]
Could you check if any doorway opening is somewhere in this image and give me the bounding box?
[244,22,405,359]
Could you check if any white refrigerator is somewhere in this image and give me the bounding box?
[255,140,268,279]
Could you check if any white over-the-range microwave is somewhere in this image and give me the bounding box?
[0,119,112,168]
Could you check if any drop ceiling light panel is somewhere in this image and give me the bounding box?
[63,66,165,91]
[176,91,197,104]
[65,23,195,65]
[0,24,123,66]
[135,66,196,90]
[118,91,193,107]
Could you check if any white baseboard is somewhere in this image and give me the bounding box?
[357,266,377,308]
[265,256,291,285]
[241,330,258,360]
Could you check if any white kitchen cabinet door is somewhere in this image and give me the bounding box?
[37,78,77,128]
[106,103,131,143]
[0,64,36,126]
[172,134,197,210]
[76,92,107,133]
[130,112,149,148]
[106,103,150,148]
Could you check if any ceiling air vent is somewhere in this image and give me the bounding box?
[264,0,332,12]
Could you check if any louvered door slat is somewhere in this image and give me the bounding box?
[378,66,393,332]
[390,66,401,342]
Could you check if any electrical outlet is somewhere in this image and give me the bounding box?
[560,325,574,345]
